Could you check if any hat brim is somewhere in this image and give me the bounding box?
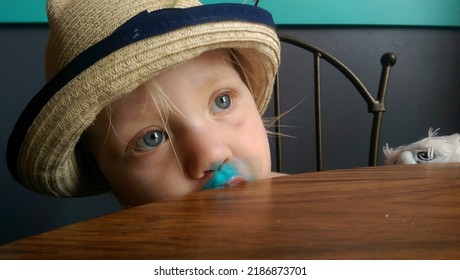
[8,4,280,197]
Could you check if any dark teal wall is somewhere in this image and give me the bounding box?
[2,0,460,26]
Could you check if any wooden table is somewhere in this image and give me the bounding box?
[1,163,460,259]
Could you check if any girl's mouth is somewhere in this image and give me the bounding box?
[202,162,249,190]
[226,176,247,188]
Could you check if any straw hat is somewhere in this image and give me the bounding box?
[7,0,280,197]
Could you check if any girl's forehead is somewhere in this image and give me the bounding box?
[113,85,154,111]
[107,85,159,126]
[153,49,234,86]
[107,49,239,120]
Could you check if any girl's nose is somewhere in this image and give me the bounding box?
[175,124,232,179]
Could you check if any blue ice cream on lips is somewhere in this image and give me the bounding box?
[203,162,249,190]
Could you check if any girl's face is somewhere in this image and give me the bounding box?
[86,50,272,206]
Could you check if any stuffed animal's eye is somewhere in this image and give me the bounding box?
[417,151,435,161]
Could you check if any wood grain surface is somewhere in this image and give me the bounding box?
[1,163,459,259]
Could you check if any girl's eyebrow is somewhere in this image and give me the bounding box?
[109,93,159,131]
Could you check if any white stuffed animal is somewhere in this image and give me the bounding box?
[383,128,460,165]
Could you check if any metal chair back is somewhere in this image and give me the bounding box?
[273,33,397,172]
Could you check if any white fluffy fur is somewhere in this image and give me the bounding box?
[383,128,460,165]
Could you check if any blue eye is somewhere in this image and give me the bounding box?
[134,129,167,151]
[211,93,232,113]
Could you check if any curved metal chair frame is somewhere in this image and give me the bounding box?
[274,33,397,172]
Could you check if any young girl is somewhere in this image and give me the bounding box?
[7,0,281,207]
